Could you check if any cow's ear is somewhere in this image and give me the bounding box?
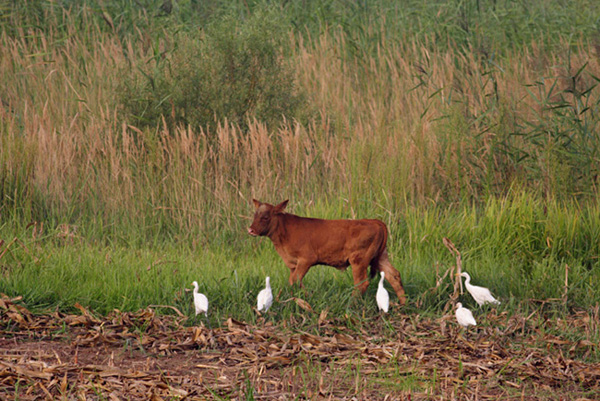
[274,200,289,214]
[252,199,261,209]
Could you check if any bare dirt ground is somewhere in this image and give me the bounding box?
[1,295,599,400]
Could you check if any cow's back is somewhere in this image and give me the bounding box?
[274,214,388,266]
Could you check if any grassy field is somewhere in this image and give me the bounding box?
[1,0,600,397]
[1,194,599,321]
[0,0,599,310]
[0,0,599,317]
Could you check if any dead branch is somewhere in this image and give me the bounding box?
[442,237,463,313]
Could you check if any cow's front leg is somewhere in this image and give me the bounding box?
[280,258,300,286]
[285,265,297,286]
[291,260,313,287]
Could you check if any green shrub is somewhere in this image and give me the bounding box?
[120,6,304,132]
[505,61,600,199]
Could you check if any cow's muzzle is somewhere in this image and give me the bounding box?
[247,227,258,236]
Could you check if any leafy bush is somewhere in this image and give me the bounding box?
[120,6,305,132]
[505,61,600,199]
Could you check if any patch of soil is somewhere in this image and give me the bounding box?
[1,296,599,400]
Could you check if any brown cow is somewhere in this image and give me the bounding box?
[247,199,407,305]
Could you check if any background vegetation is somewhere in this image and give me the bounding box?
[1,0,600,322]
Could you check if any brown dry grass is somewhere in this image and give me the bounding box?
[2,21,600,235]
[2,296,599,400]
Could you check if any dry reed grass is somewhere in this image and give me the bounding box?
[2,19,599,236]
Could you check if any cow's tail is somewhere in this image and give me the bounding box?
[369,263,378,278]
[369,220,389,278]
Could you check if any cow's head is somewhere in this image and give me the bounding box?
[248,199,288,236]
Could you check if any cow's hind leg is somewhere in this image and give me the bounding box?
[349,255,370,294]
[375,250,407,305]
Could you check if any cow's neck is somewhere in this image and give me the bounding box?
[267,213,289,245]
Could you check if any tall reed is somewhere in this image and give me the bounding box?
[1,5,599,246]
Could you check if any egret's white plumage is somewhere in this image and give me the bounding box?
[376,272,389,313]
[460,272,500,306]
[455,302,477,328]
[257,276,273,312]
[191,281,208,317]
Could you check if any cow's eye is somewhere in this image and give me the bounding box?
[261,216,269,221]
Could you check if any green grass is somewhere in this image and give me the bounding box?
[1,195,598,326]
[0,1,599,335]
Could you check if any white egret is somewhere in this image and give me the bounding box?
[191,281,208,317]
[455,302,477,328]
[459,272,500,306]
[257,276,273,313]
[376,272,389,313]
